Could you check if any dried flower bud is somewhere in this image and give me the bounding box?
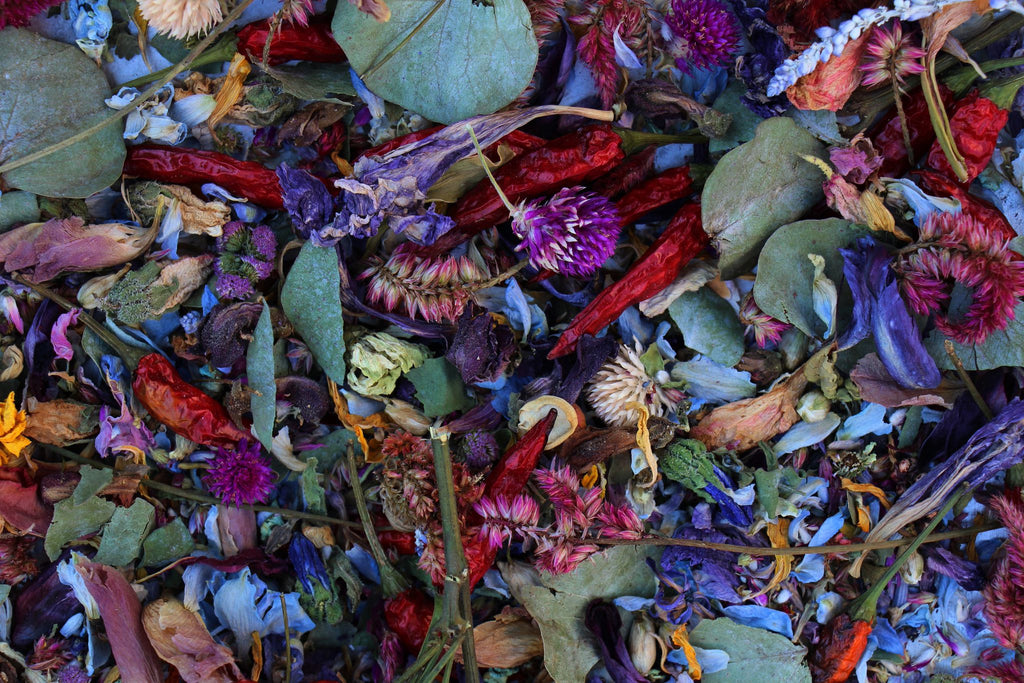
[797,390,832,423]
[628,612,658,675]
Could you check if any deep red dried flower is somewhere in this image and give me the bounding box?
[981,490,1024,652]
[0,0,63,29]
[897,211,1024,345]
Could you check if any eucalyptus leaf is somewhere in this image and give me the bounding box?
[689,618,811,683]
[0,191,39,231]
[93,499,155,566]
[268,63,357,101]
[0,29,126,198]
[281,242,346,385]
[925,302,1024,371]
[668,287,746,366]
[708,80,762,154]
[248,303,276,451]
[405,357,474,418]
[503,546,659,683]
[702,117,826,279]
[753,219,869,338]
[332,0,538,124]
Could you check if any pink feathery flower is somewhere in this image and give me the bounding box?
[277,0,315,26]
[897,212,1024,345]
[535,463,590,533]
[597,503,645,540]
[535,536,600,575]
[203,439,276,507]
[861,21,926,90]
[0,0,63,29]
[512,187,622,279]
[666,0,741,73]
[739,293,791,348]
[474,494,542,550]
[982,491,1024,652]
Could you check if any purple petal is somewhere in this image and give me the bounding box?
[50,308,80,362]
[584,600,649,683]
[872,279,941,389]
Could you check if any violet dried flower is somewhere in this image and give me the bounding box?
[203,439,276,507]
[666,0,741,73]
[460,429,500,471]
[213,221,277,301]
[896,211,1024,345]
[512,187,622,278]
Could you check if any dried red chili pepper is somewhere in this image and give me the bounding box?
[124,144,285,209]
[590,145,657,199]
[926,90,1008,184]
[385,588,436,652]
[870,85,954,178]
[807,613,872,683]
[548,203,708,359]
[236,17,345,66]
[423,124,627,256]
[132,353,250,450]
[614,165,696,226]
[481,408,558,503]
[913,170,1016,242]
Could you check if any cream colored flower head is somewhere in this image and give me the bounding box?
[138,0,223,40]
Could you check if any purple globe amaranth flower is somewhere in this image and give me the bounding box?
[512,186,621,278]
[667,0,741,73]
[203,439,276,507]
[460,429,500,470]
[213,221,276,301]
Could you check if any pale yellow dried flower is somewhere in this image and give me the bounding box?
[138,0,223,40]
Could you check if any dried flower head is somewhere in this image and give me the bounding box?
[276,0,315,26]
[571,0,652,107]
[28,636,72,673]
[512,187,622,278]
[896,211,1024,345]
[0,535,39,584]
[981,490,1024,652]
[586,344,680,427]
[474,494,543,550]
[0,0,64,29]
[214,221,277,301]
[860,21,926,91]
[666,0,741,73]
[202,439,276,507]
[360,243,493,322]
[460,430,500,471]
[138,0,223,40]
[739,293,791,348]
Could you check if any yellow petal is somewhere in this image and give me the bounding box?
[841,477,891,509]
[671,626,702,680]
[209,53,251,127]
[751,519,792,598]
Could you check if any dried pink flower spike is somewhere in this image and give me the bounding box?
[896,211,1024,345]
[981,490,1024,652]
[860,21,926,91]
[0,0,63,29]
[739,293,791,348]
[474,494,543,550]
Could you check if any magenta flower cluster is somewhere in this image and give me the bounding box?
[896,211,1024,345]
[666,0,741,73]
[202,439,276,507]
[512,186,622,279]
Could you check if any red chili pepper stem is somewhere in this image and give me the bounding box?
[429,427,481,682]
[614,129,707,156]
[344,442,408,599]
[848,482,970,624]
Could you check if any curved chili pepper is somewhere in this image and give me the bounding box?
[132,353,250,450]
[870,85,954,178]
[548,203,708,359]
[615,165,695,226]
[925,90,1008,185]
[807,614,872,683]
[381,411,558,649]
[913,170,1017,242]
[422,124,627,256]
[236,17,345,66]
[124,144,285,209]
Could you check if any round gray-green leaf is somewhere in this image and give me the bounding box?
[0,28,126,198]
[332,0,538,125]
[702,117,826,279]
[753,218,868,338]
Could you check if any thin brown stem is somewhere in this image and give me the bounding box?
[892,81,914,165]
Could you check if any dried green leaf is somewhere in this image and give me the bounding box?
[94,499,156,566]
[281,242,346,385]
[248,303,276,451]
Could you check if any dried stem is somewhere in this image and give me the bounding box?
[430,428,480,683]
[345,442,408,598]
[944,340,994,420]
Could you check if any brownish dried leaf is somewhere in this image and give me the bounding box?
[456,614,544,668]
[850,353,961,408]
[786,32,869,111]
[24,399,99,445]
[350,0,391,22]
[151,255,215,316]
[0,217,155,282]
[142,597,244,683]
[690,368,807,451]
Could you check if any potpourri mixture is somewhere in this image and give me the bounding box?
[4,0,1024,681]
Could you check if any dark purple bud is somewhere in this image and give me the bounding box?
[583,600,649,683]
